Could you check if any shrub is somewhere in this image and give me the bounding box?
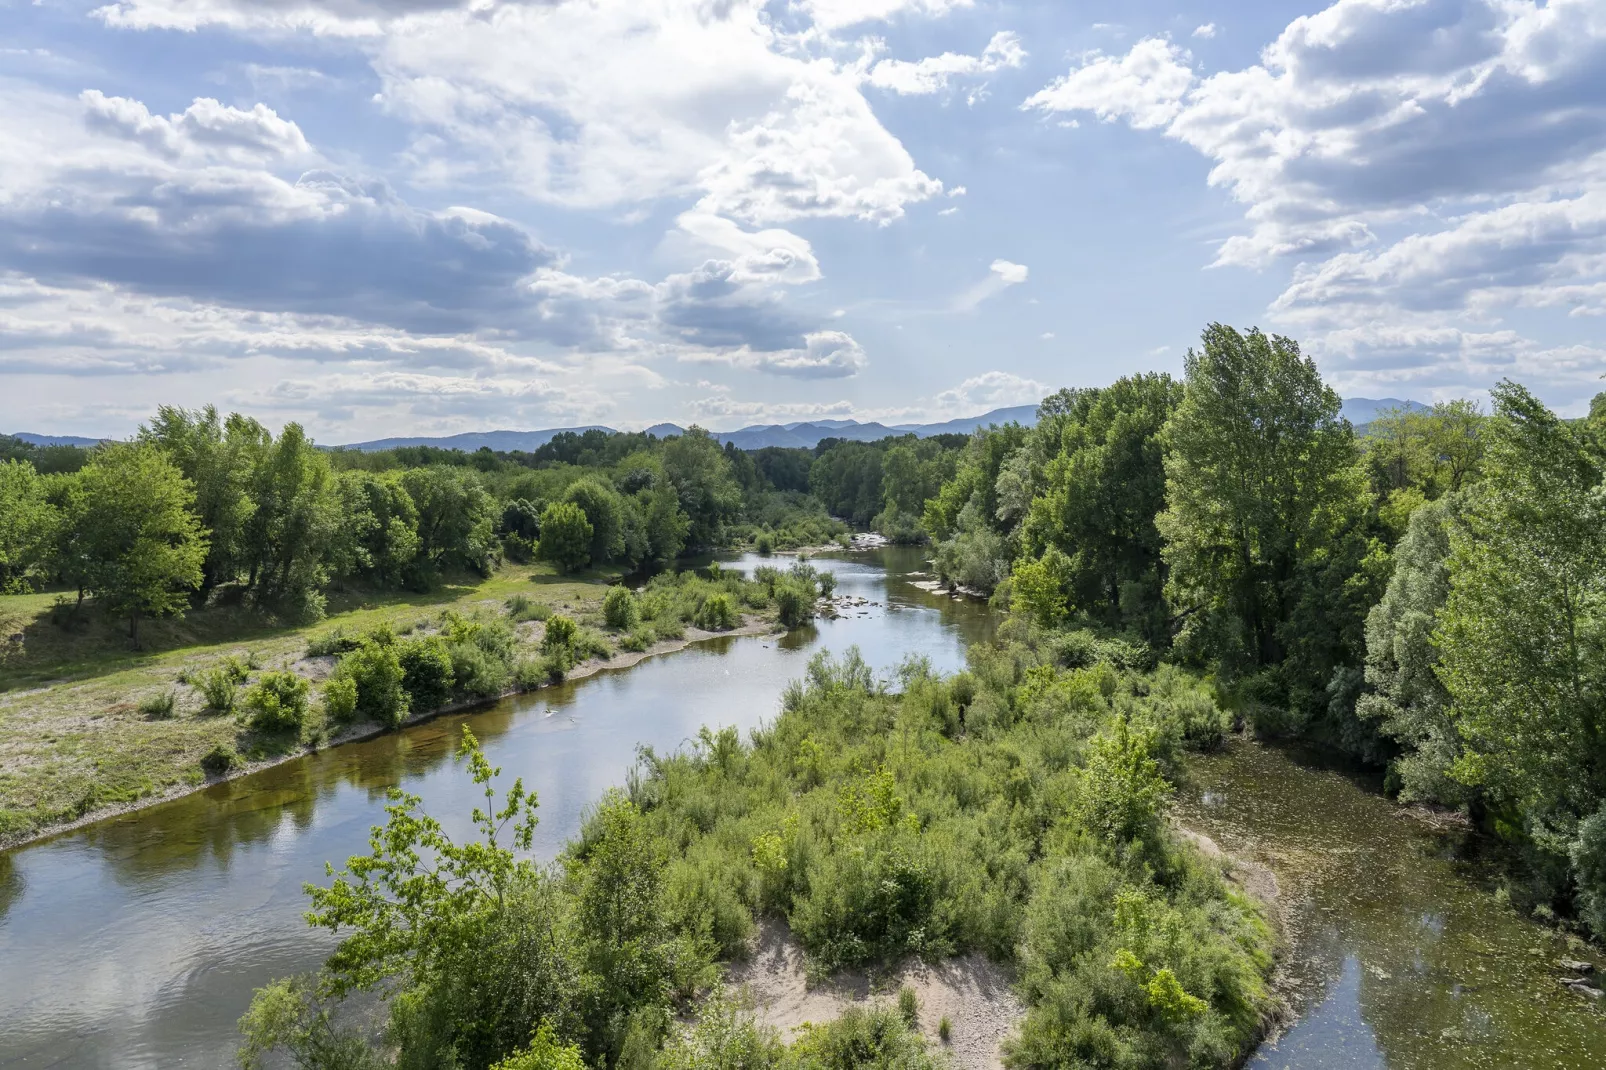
[537,501,593,573]
[774,580,815,629]
[200,743,239,776]
[571,627,612,663]
[897,985,920,1027]
[694,593,737,631]
[341,639,409,728]
[398,635,455,711]
[491,1025,586,1070]
[243,672,311,733]
[197,662,246,712]
[620,626,657,653]
[139,690,177,719]
[543,615,578,651]
[505,593,551,622]
[938,1016,952,1044]
[754,531,775,555]
[322,674,358,723]
[603,586,642,631]
[305,628,361,657]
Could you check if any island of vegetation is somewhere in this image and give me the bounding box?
[5,320,1606,1069]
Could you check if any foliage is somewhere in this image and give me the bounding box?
[694,593,738,631]
[338,639,410,728]
[197,656,251,713]
[398,635,456,712]
[603,586,642,631]
[322,674,359,723]
[138,689,177,719]
[0,459,56,593]
[69,443,209,647]
[243,671,311,733]
[201,743,240,776]
[537,503,594,574]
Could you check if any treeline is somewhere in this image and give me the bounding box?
[923,323,1606,940]
[245,633,1273,1070]
[1,415,976,644]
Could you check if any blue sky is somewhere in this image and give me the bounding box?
[3,0,1605,440]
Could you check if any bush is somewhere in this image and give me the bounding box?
[340,639,409,728]
[620,626,657,653]
[305,628,362,657]
[774,580,815,629]
[398,635,455,711]
[754,531,775,555]
[200,743,240,776]
[543,614,578,651]
[938,1016,952,1044]
[243,672,311,733]
[603,586,642,631]
[694,593,737,631]
[139,690,177,719]
[537,501,593,573]
[197,659,249,712]
[439,613,517,698]
[897,985,920,1027]
[322,674,358,723]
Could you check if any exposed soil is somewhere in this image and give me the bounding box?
[727,919,1023,1070]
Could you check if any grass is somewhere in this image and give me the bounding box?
[0,562,623,847]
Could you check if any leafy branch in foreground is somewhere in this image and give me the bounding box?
[305,726,540,998]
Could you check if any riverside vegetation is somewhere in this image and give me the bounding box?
[0,408,885,843]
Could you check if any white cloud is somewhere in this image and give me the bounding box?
[1192,23,1216,39]
[867,31,1026,96]
[931,370,1047,414]
[954,259,1029,310]
[82,91,312,162]
[955,260,1029,309]
[1025,0,1606,403]
[680,330,868,379]
[1023,37,1194,129]
[1041,332,1056,340]
[800,0,974,32]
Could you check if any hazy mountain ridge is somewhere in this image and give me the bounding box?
[9,400,1425,453]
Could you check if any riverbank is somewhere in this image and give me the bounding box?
[0,561,800,850]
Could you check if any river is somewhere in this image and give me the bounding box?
[1,549,1601,1068]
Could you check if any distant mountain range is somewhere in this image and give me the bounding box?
[1341,397,1430,426]
[332,404,1042,453]
[7,399,1430,454]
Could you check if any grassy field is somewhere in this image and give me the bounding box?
[0,564,623,848]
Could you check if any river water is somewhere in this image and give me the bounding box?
[1,549,1602,1068]
[0,549,992,1069]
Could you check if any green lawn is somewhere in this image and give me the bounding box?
[0,564,620,847]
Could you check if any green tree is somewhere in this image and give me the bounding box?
[562,477,628,566]
[643,484,689,565]
[140,405,261,593]
[244,423,340,618]
[400,466,498,578]
[1020,374,1181,635]
[538,502,593,574]
[72,443,208,646]
[333,471,421,587]
[1437,382,1606,820]
[0,459,55,593]
[1357,493,1469,804]
[1157,325,1375,715]
[663,429,742,549]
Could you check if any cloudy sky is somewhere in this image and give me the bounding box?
[4,0,1605,440]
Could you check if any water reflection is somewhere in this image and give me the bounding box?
[0,548,991,1070]
[1178,741,1606,1070]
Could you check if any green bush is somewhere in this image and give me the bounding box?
[897,985,919,1027]
[620,626,657,653]
[322,674,358,723]
[754,532,775,555]
[200,743,240,776]
[243,672,311,733]
[773,580,815,629]
[603,586,642,631]
[505,593,551,622]
[694,593,736,631]
[340,639,410,728]
[139,690,177,719]
[543,614,578,651]
[197,656,251,712]
[399,635,455,711]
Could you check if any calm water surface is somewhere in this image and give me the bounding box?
[0,549,991,1069]
[1176,742,1606,1069]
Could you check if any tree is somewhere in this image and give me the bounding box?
[1019,374,1181,636]
[139,406,261,593]
[72,443,208,646]
[562,477,627,566]
[400,466,497,578]
[0,460,55,593]
[643,485,689,565]
[1357,493,1468,804]
[663,429,741,549]
[1157,325,1375,714]
[244,423,340,618]
[1436,382,1606,821]
[334,471,421,587]
[538,502,593,573]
